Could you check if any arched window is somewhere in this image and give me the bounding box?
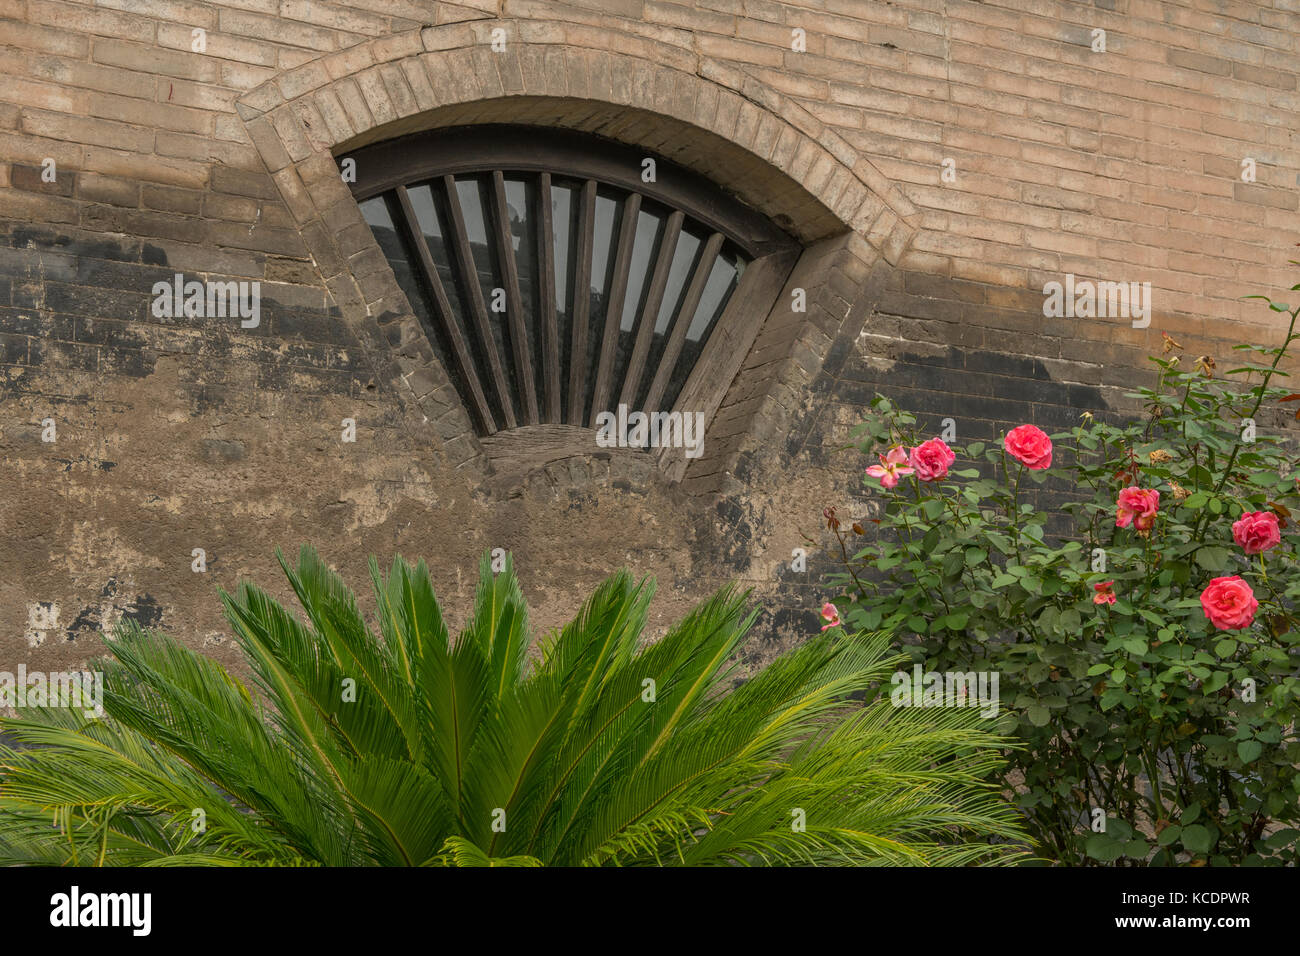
[344,125,799,447]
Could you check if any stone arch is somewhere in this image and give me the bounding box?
[234,19,917,479]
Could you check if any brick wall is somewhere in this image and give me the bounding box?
[1,0,1297,670]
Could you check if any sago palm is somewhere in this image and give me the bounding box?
[0,548,1027,865]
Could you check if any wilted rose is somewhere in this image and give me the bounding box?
[1116,487,1160,532]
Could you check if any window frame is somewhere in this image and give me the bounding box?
[341,125,801,478]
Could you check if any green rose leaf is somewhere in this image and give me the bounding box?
[1195,547,1230,571]
[1181,824,1213,855]
[1085,832,1125,863]
[1026,704,1051,727]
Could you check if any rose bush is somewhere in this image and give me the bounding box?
[827,294,1300,866]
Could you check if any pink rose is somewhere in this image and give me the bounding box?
[909,438,956,482]
[1092,581,1116,606]
[1004,424,1053,470]
[819,602,841,631]
[1232,511,1281,555]
[1116,487,1160,531]
[1200,576,1258,631]
[866,445,914,489]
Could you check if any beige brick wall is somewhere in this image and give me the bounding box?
[1,0,1298,659]
[2,0,1296,341]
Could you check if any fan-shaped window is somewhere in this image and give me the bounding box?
[344,126,799,442]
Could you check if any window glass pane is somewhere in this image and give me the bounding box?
[406,183,466,323]
[454,174,521,425]
[635,227,703,410]
[360,193,395,236]
[361,195,431,317]
[360,194,404,277]
[663,244,743,412]
[620,206,664,334]
[404,183,505,429]
[581,186,624,424]
[610,204,665,407]
[550,179,579,418]
[504,175,544,410]
[362,193,491,429]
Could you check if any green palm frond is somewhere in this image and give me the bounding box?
[0,548,1030,866]
[434,836,542,867]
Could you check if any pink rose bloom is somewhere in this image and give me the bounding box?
[1232,511,1281,555]
[1200,576,1258,631]
[1116,487,1160,531]
[1004,424,1053,470]
[819,602,841,631]
[909,438,956,482]
[866,445,914,489]
[1092,581,1116,606]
